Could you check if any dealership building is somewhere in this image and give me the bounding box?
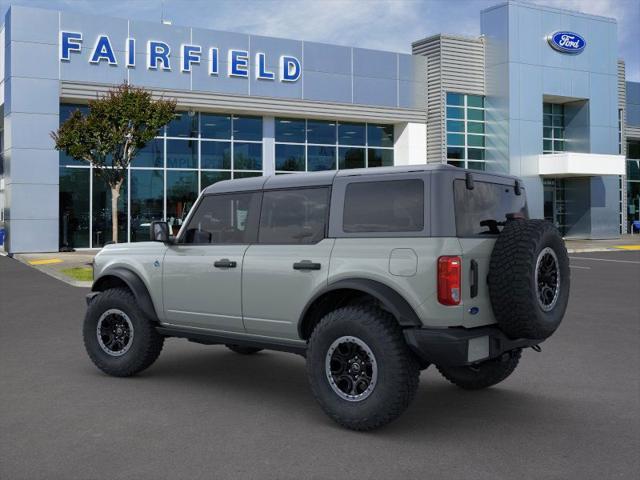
[0,1,639,252]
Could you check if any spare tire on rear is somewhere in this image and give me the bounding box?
[488,219,570,340]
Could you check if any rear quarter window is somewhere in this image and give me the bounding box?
[343,179,424,233]
[454,179,528,236]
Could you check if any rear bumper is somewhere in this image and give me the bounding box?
[403,325,540,367]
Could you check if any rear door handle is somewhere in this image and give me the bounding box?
[293,260,321,271]
[470,259,478,298]
[214,258,237,269]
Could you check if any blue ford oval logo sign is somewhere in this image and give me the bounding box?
[547,31,586,54]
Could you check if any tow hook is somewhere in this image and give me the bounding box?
[530,344,542,353]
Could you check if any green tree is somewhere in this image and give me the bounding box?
[52,83,176,243]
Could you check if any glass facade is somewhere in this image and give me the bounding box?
[445,92,486,170]
[274,118,394,173]
[543,103,565,154]
[58,104,263,248]
[57,106,398,248]
[627,140,640,231]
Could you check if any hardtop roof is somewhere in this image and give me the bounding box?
[201,164,519,194]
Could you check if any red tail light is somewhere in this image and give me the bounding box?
[438,256,461,306]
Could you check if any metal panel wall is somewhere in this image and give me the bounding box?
[412,35,485,163]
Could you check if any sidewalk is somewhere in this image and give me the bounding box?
[564,234,640,253]
[11,250,99,288]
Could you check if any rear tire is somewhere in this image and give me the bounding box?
[225,344,263,355]
[83,288,164,377]
[306,305,419,431]
[436,349,521,390]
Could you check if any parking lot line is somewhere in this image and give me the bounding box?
[569,256,640,264]
[613,245,640,251]
[569,265,591,269]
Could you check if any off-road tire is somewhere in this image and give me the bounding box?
[436,349,522,390]
[489,219,570,340]
[83,287,164,377]
[306,305,420,431]
[225,344,263,355]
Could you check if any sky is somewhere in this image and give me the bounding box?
[1,0,638,80]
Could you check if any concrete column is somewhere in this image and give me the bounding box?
[262,116,275,175]
[394,122,427,165]
[3,6,60,253]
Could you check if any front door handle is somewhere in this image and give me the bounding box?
[293,260,321,271]
[214,258,237,269]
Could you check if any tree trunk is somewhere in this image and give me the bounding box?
[110,180,123,243]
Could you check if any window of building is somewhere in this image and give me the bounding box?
[182,192,260,244]
[274,118,394,173]
[627,140,640,231]
[343,179,424,233]
[543,103,565,154]
[58,103,263,247]
[258,188,329,244]
[445,93,486,170]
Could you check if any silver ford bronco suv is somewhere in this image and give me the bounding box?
[84,165,570,430]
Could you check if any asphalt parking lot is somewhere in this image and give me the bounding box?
[1,251,638,480]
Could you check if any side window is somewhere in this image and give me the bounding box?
[259,188,329,244]
[343,179,424,233]
[454,180,529,236]
[182,192,260,244]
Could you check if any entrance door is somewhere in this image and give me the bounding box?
[162,191,261,333]
[242,187,333,340]
[543,178,568,236]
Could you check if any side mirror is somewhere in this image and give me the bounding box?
[150,221,171,243]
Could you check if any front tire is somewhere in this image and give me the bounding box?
[436,349,521,390]
[306,305,419,431]
[83,288,164,377]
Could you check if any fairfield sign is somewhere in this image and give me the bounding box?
[59,31,302,82]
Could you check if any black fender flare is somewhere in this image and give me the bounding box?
[92,267,159,322]
[298,278,422,338]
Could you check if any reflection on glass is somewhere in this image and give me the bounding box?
[166,139,197,169]
[368,149,394,167]
[467,95,484,108]
[234,171,262,179]
[233,115,262,141]
[447,133,464,146]
[234,142,262,170]
[59,167,90,248]
[446,121,464,133]
[92,169,127,247]
[446,93,464,106]
[134,139,163,168]
[167,111,198,138]
[447,147,464,160]
[275,118,305,143]
[201,171,231,189]
[307,145,336,171]
[467,109,484,121]
[307,120,336,145]
[338,122,366,146]
[201,141,231,169]
[367,124,394,147]
[130,169,164,242]
[446,107,464,119]
[167,171,198,235]
[201,113,231,139]
[339,147,365,169]
[276,144,305,171]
